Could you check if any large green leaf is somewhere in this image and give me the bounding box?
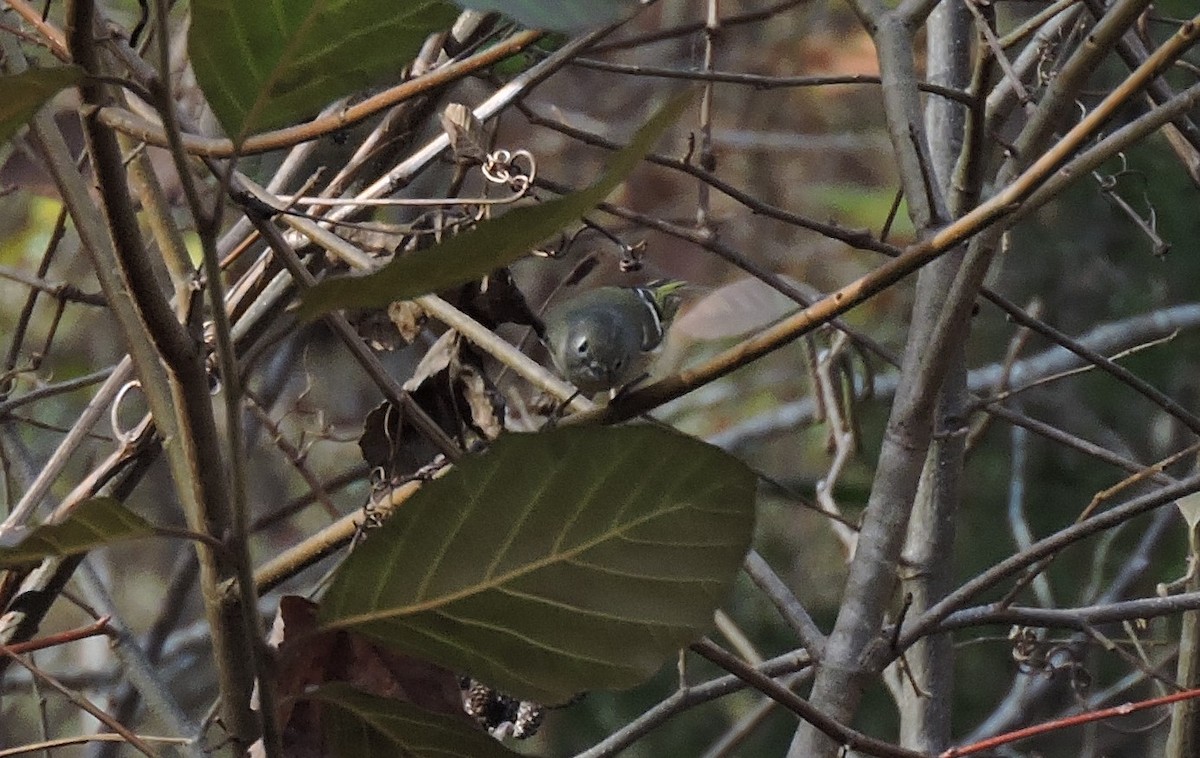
[0,67,81,145]
[454,0,636,31]
[0,498,153,567]
[299,91,692,319]
[319,425,757,704]
[188,0,459,142]
[313,684,521,758]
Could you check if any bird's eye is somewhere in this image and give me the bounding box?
[575,338,589,355]
[613,357,625,369]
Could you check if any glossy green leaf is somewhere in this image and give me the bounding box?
[299,91,692,319]
[188,0,460,142]
[319,425,757,704]
[0,498,153,567]
[0,67,81,145]
[454,0,636,31]
[314,684,521,758]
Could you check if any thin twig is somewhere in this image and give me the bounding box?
[982,289,1200,434]
[243,389,341,520]
[2,615,111,655]
[74,560,202,750]
[896,473,1200,652]
[690,638,928,758]
[574,649,812,758]
[590,0,809,54]
[743,550,826,656]
[569,59,975,105]
[0,734,190,757]
[942,686,1200,757]
[92,30,546,158]
[0,265,106,306]
[0,649,161,758]
[0,368,116,417]
[694,0,718,231]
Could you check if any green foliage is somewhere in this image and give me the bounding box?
[187,0,459,141]
[319,425,757,704]
[0,497,153,566]
[0,67,81,145]
[454,0,636,31]
[299,91,692,319]
[313,683,522,757]
[490,33,567,76]
[809,184,914,238]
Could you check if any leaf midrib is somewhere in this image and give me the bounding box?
[328,500,692,627]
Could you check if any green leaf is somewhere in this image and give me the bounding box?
[489,32,567,77]
[188,0,460,142]
[0,67,81,145]
[299,91,693,319]
[319,425,757,704]
[0,498,153,567]
[314,683,522,758]
[454,0,636,31]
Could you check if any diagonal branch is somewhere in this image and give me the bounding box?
[63,0,264,747]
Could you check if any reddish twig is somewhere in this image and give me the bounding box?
[1,623,160,758]
[942,687,1200,757]
[1,615,112,655]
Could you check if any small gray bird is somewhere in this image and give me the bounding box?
[543,280,686,395]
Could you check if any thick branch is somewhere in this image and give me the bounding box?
[64,0,262,747]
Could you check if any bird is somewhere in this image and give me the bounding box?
[543,280,687,395]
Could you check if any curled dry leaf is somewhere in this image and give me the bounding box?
[453,269,545,337]
[388,300,427,344]
[454,360,504,441]
[1177,491,1200,530]
[403,330,459,392]
[359,330,505,479]
[265,596,469,757]
[440,102,490,165]
[402,331,505,443]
